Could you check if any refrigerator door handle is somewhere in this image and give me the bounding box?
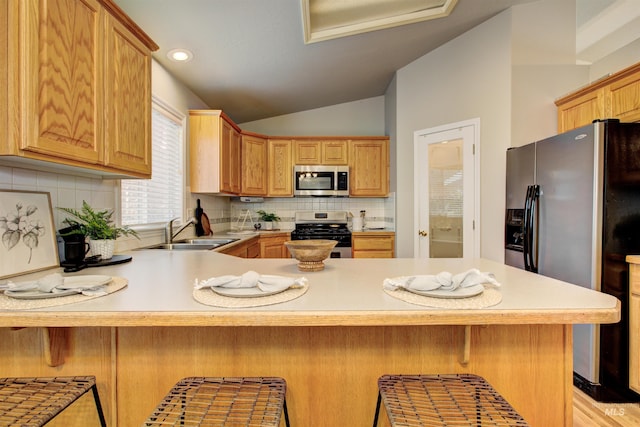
[523,185,532,271]
[528,185,540,273]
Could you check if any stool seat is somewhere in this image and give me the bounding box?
[0,376,106,427]
[374,374,529,426]
[143,377,290,427]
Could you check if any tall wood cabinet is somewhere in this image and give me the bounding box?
[241,132,268,196]
[349,138,389,197]
[189,110,242,194]
[268,139,293,197]
[556,61,640,133]
[0,0,157,178]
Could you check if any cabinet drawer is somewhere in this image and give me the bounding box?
[353,237,394,251]
[353,251,393,258]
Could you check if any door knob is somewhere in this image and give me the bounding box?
[418,230,428,237]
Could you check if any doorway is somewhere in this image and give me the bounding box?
[414,119,480,258]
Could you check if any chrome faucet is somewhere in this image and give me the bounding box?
[166,217,196,244]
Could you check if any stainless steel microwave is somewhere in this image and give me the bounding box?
[293,165,349,197]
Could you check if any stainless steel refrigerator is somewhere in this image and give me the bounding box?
[505,119,640,402]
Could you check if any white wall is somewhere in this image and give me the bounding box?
[240,97,386,135]
[394,10,513,260]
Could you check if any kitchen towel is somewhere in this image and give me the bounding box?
[194,270,307,293]
[5,273,110,296]
[383,268,500,292]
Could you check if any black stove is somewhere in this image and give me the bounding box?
[290,211,351,247]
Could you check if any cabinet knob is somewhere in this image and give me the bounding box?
[418,230,428,237]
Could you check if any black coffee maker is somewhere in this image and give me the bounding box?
[58,225,93,272]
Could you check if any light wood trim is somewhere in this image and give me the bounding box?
[98,0,158,50]
[41,327,70,367]
[461,324,471,365]
[0,302,621,328]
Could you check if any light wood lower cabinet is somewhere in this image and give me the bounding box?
[628,255,640,393]
[259,233,291,258]
[219,236,260,258]
[352,232,395,258]
[0,0,156,178]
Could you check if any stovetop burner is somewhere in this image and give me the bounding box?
[291,211,351,247]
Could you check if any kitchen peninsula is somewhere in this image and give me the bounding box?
[0,251,619,426]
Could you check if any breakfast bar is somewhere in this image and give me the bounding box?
[0,251,620,426]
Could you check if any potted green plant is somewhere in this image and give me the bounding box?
[58,201,138,260]
[256,210,281,230]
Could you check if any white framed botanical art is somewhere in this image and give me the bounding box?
[0,190,59,279]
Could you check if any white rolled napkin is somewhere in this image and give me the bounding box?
[6,273,109,296]
[194,270,307,293]
[383,268,500,292]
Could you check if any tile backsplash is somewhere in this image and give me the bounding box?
[0,165,118,230]
[2,165,396,251]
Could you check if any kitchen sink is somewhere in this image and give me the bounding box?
[142,238,239,251]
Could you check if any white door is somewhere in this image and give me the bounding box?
[414,119,479,258]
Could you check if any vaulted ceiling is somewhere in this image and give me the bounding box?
[114,0,639,124]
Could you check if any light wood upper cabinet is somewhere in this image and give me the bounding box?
[294,139,348,165]
[104,12,152,175]
[268,139,293,197]
[349,138,390,197]
[241,132,268,196]
[189,110,241,195]
[556,61,640,133]
[0,0,157,178]
[557,89,605,133]
[608,70,640,123]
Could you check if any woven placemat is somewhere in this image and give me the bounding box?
[384,286,502,309]
[0,277,128,311]
[193,283,309,308]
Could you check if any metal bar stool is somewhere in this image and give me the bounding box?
[143,377,291,426]
[0,376,107,427]
[373,374,529,426]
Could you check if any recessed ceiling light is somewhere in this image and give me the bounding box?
[167,49,193,62]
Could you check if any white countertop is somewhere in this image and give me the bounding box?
[0,250,620,327]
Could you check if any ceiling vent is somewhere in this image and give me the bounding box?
[301,0,458,44]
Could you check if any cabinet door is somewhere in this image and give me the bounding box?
[352,234,395,258]
[322,140,348,164]
[609,72,640,123]
[241,134,267,195]
[294,140,321,164]
[231,128,242,193]
[260,235,289,258]
[220,119,234,193]
[556,89,605,133]
[20,0,103,164]
[349,139,389,197]
[104,13,152,176]
[268,139,293,196]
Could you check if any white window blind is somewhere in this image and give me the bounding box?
[120,99,185,225]
[429,169,463,217]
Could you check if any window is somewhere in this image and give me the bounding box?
[120,97,185,225]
